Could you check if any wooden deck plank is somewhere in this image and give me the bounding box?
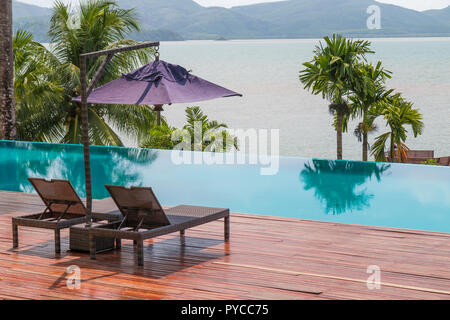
[0,191,449,300]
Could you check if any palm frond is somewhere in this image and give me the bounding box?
[371,132,391,162]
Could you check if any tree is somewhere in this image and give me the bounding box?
[371,94,424,162]
[183,106,238,152]
[141,106,239,152]
[14,0,156,146]
[13,30,64,142]
[350,61,392,161]
[0,0,16,140]
[300,34,373,160]
[141,122,177,150]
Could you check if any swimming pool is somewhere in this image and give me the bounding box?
[1,140,449,233]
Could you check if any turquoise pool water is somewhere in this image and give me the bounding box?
[1,140,449,233]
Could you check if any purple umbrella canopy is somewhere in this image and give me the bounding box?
[73,60,242,105]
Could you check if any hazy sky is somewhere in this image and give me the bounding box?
[16,0,450,11]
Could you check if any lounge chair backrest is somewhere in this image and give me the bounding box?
[105,185,170,227]
[28,178,86,215]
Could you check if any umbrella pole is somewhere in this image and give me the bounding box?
[154,48,162,126]
[154,104,164,126]
[80,56,93,226]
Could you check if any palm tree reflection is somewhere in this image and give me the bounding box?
[3,141,157,198]
[300,159,390,215]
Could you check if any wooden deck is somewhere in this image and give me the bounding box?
[0,190,449,300]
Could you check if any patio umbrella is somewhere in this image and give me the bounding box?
[74,58,242,125]
[74,49,242,225]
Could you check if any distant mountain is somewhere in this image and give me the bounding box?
[12,1,51,42]
[128,28,184,42]
[12,0,51,19]
[424,6,450,28]
[116,0,275,39]
[12,0,450,41]
[231,0,450,38]
[120,0,450,38]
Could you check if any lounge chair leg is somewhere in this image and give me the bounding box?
[54,229,61,254]
[180,230,185,236]
[115,238,121,249]
[89,234,96,260]
[224,216,230,241]
[133,240,137,246]
[137,240,144,266]
[12,223,18,248]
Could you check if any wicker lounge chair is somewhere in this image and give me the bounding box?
[12,178,121,254]
[89,185,230,266]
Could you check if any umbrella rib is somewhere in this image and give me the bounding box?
[135,82,152,105]
[138,80,173,105]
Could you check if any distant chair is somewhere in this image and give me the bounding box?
[384,150,450,166]
[437,156,450,166]
[408,150,435,163]
[385,150,434,164]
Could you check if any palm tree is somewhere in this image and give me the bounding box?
[15,0,156,146]
[0,0,16,140]
[141,122,177,150]
[141,106,239,152]
[371,95,424,162]
[300,34,373,160]
[13,30,65,142]
[183,106,238,152]
[350,61,392,161]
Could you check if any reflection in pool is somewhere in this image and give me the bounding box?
[1,141,157,198]
[300,160,390,215]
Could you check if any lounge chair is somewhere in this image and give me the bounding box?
[89,185,230,266]
[12,178,121,254]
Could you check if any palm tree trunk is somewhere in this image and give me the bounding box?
[390,133,395,162]
[154,104,163,126]
[362,111,368,161]
[0,0,16,140]
[336,115,343,160]
[362,132,368,161]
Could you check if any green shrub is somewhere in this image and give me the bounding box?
[420,159,438,166]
